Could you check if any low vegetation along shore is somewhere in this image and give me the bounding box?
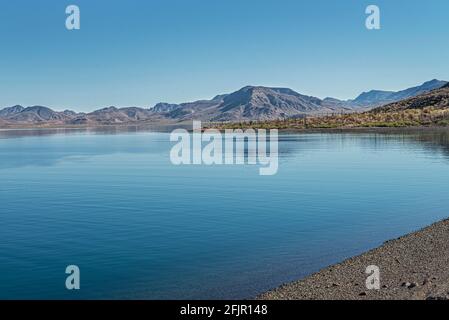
[212,107,449,131]
[259,218,449,300]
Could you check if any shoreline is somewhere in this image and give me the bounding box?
[1,123,449,133]
[259,218,449,300]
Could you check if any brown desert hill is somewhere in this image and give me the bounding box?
[349,79,447,107]
[373,85,449,113]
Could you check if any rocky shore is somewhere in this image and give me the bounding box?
[259,219,449,300]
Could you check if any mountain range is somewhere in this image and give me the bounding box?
[0,79,447,126]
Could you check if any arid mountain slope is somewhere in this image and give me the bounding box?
[374,85,449,113]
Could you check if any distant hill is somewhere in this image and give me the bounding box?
[0,79,447,126]
[349,79,447,107]
[0,105,24,117]
[152,103,181,113]
[80,107,154,123]
[373,84,449,113]
[210,86,346,121]
[4,106,72,123]
[152,86,350,122]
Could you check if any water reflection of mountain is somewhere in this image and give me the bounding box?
[0,125,183,139]
[280,129,449,162]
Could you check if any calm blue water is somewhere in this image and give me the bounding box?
[1,128,449,299]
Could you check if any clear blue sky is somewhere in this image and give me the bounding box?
[0,0,448,111]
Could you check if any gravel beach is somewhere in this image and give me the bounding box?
[259,218,449,300]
